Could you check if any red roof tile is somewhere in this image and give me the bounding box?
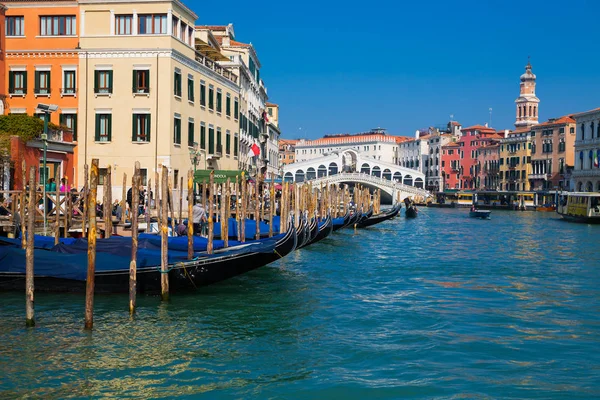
[461,125,496,132]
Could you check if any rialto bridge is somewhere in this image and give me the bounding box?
[282,150,430,203]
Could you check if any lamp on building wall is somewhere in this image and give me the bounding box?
[189,142,204,198]
[37,103,58,236]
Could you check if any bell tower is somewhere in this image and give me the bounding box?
[514,58,540,128]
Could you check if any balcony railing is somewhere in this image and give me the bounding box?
[34,88,51,97]
[528,173,547,180]
[195,53,238,84]
[132,86,150,96]
[60,87,77,97]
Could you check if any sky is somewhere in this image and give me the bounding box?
[190,0,600,140]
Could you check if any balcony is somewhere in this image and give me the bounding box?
[195,53,238,84]
[34,88,51,98]
[94,87,112,97]
[8,89,26,98]
[132,86,150,97]
[528,173,547,180]
[208,143,223,160]
[60,87,77,97]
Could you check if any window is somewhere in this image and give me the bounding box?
[116,15,132,35]
[174,70,182,97]
[570,127,575,134]
[6,16,24,36]
[208,85,214,110]
[138,14,167,34]
[559,127,565,134]
[132,114,151,142]
[59,113,77,141]
[226,94,231,116]
[94,70,113,94]
[173,116,181,144]
[98,168,108,185]
[188,120,194,147]
[174,170,179,189]
[268,108,273,117]
[40,16,76,36]
[133,70,149,94]
[216,90,222,113]
[216,127,222,154]
[208,126,215,154]
[95,114,112,142]
[187,76,194,102]
[199,81,206,107]
[558,139,566,152]
[226,130,231,155]
[234,98,239,119]
[8,71,27,95]
[34,71,51,95]
[63,70,76,95]
[234,136,238,157]
[200,123,206,149]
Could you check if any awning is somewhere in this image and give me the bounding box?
[194,170,246,184]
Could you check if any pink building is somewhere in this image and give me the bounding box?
[457,125,498,189]
[441,142,461,189]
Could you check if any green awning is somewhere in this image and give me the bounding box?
[194,170,246,184]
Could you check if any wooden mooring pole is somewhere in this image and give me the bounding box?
[187,169,194,259]
[84,159,99,330]
[129,162,140,315]
[82,164,89,238]
[160,165,169,302]
[105,165,112,238]
[21,160,27,250]
[25,166,36,327]
[207,171,214,254]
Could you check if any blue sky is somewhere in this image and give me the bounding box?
[191,0,600,139]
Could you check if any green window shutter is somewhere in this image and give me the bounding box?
[34,71,40,92]
[234,137,238,156]
[108,71,114,92]
[47,71,51,92]
[8,71,14,93]
[107,114,112,141]
[94,71,99,92]
[95,114,100,141]
[209,128,214,153]
[73,114,78,141]
[200,126,206,149]
[132,114,137,141]
[146,115,151,142]
[59,114,65,126]
[132,70,136,92]
[226,134,230,154]
[173,72,177,95]
[23,71,27,94]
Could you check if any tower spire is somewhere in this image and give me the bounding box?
[514,59,540,128]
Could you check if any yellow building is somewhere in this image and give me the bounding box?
[77,0,241,197]
[499,129,532,191]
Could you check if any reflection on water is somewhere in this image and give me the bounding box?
[1,208,599,399]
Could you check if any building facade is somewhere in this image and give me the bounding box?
[441,141,461,189]
[456,124,497,189]
[396,131,429,175]
[278,138,297,167]
[499,129,532,191]
[515,60,540,129]
[78,0,241,199]
[573,108,600,192]
[424,121,461,192]
[475,143,500,190]
[529,115,576,191]
[294,128,408,165]
[4,0,80,186]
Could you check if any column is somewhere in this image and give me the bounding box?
[80,11,85,37]
[132,10,138,35]
[109,10,115,35]
[167,9,173,35]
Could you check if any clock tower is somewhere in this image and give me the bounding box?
[514,59,540,128]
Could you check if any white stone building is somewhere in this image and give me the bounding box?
[573,107,600,192]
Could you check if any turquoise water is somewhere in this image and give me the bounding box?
[1,208,599,399]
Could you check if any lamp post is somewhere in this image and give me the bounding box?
[189,142,202,200]
[37,103,58,236]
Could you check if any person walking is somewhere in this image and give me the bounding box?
[192,201,207,236]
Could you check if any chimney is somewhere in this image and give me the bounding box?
[485,122,488,128]
[504,129,509,138]
[222,37,230,46]
[415,130,419,139]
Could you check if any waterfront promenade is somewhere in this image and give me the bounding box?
[1,208,598,399]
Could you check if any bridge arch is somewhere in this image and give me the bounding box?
[284,172,293,182]
[393,172,402,182]
[328,162,338,175]
[404,174,413,186]
[414,177,424,189]
[383,169,392,180]
[306,167,316,180]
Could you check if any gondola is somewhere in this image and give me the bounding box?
[332,211,350,232]
[306,215,333,246]
[297,217,319,249]
[357,203,401,228]
[0,227,297,293]
[342,212,361,229]
[405,205,418,218]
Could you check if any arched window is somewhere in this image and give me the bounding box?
[414,178,424,188]
[317,164,327,178]
[360,163,370,175]
[592,122,595,139]
[404,175,413,186]
[372,166,381,177]
[284,172,294,182]
[382,169,392,180]
[518,106,522,118]
[529,105,532,117]
[533,106,537,117]
[306,167,316,180]
[393,172,402,182]
[581,124,585,140]
[295,170,305,182]
[328,162,338,175]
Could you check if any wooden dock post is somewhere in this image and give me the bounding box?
[225,178,231,248]
[179,176,183,225]
[129,162,140,315]
[160,165,169,302]
[54,181,60,245]
[64,187,70,238]
[105,166,112,238]
[219,183,226,240]
[240,173,246,243]
[21,160,27,249]
[25,166,36,327]
[82,164,88,238]
[207,171,214,254]
[84,159,99,330]
[121,173,127,225]
[235,175,241,242]
[187,169,194,260]
[255,177,261,240]
[269,177,274,237]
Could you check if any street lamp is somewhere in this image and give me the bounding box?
[37,103,58,236]
[189,141,202,199]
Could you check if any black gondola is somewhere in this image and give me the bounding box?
[358,203,401,228]
[405,206,418,218]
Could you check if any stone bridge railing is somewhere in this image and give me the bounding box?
[302,172,431,199]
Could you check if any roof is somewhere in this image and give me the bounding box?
[451,121,461,126]
[461,125,496,132]
[395,136,413,143]
[534,115,576,127]
[229,40,250,48]
[443,142,460,148]
[266,102,278,107]
[196,25,228,31]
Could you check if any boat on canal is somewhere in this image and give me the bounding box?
[405,206,418,218]
[556,192,600,223]
[536,203,556,212]
[469,209,491,220]
[357,203,401,228]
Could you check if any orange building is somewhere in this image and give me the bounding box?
[4,0,80,186]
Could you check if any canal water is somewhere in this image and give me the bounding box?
[1,208,599,399]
